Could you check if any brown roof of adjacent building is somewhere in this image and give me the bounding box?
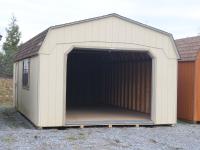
[15,29,49,61]
[175,36,200,61]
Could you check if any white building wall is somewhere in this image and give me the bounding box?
[36,16,178,126]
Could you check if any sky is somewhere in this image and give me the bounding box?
[0,0,200,47]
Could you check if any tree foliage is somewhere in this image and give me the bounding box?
[0,15,21,77]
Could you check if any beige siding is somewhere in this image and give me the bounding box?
[15,57,39,125]
[40,17,177,59]
[39,45,177,126]
[13,63,17,108]
[20,16,178,126]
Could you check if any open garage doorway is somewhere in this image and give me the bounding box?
[65,48,152,126]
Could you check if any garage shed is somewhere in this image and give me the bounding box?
[176,36,200,122]
[14,14,179,127]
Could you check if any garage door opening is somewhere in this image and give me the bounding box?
[66,48,152,125]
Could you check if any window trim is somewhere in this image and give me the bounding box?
[22,59,30,90]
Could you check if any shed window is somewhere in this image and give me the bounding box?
[22,59,30,89]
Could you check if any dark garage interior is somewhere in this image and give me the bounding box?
[66,48,152,124]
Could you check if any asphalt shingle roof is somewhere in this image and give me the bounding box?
[15,29,48,61]
[175,36,200,61]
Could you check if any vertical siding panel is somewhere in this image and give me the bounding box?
[124,62,128,108]
[136,62,141,111]
[105,63,108,105]
[177,61,195,121]
[194,57,200,121]
[105,63,109,104]
[104,63,107,104]
[114,62,118,106]
[101,63,105,104]
[112,61,116,106]
[116,62,119,106]
[139,61,143,112]
[106,63,109,104]
[139,61,142,112]
[112,62,115,105]
[132,61,136,110]
[145,61,149,113]
[117,62,120,106]
[120,62,123,108]
[112,62,115,106]
[103,63,106,104]
[123,61,126,108]
[110,62,113,105]
[118,62,121,107]
[108,64,111,105]
[139,62,143,112]
[141,61,146,112]
[123,62,126,108]
[128,62,132,110]
[107,63,110,105]
[120,61,122,107]
[121,62,124,108]
[148,61,152,113]
[126,62,130,109]
[110,63,113,105]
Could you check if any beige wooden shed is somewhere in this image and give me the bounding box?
[14,13,179,127]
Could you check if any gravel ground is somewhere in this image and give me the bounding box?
[0,107,200,150]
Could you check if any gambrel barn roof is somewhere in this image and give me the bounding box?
[15,13,178,61]
[15,29,49,61]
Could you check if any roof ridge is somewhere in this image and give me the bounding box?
[15,13,177,61]
[51,13,171,36]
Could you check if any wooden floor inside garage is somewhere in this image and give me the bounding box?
[65,106,153,126]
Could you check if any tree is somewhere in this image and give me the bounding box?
[1,15,21,77]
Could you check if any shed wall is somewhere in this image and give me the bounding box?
[194,54,200,121]
[38,44,177,126]
[37,16,178,126]
[177,61,195,121]
[14,57,39,125]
